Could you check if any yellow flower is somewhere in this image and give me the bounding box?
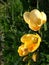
[23,9,47,31]
[21,34,41,52]
[18,44,28,56]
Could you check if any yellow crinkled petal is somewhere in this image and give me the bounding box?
[21,34,41,52]
[30,9,42,25]
[23,12,30,24]
[25,34,41,52]
[18,44,28,56]
[29,23,41,31]
[41,12,47,24]
[21,34,36,44]
[28,9,42,31]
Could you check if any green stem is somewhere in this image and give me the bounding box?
[11,0,15,25]
[12,0,14,21]
[28,60,31,65]
[37,0,39,9]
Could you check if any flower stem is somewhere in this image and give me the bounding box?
[37,0,39,9]
[28,60,31,65]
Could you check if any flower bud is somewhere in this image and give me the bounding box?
[32,52,38,62]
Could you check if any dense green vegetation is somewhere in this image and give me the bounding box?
[0,0,49,65]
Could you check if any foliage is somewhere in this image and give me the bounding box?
[0,0,49,65]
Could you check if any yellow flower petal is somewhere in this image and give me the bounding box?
[21,34,41,52]
[18,44,28,56]
[30,9,42,25]
[28,9,42,31]
[23,12,30,24]
[25,34,41,52]
[29,23,41,31]
[21,34,36,44]
[41,12,47,24]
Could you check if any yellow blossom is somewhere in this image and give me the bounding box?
[23,9,47,31]
[21,34,41,52]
